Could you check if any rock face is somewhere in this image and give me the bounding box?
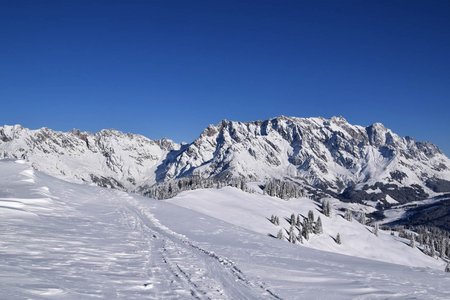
[1,116,450,204]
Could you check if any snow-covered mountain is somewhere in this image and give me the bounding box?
[158,116,450,204]
[2,116,450,205]
[0,125,178,190]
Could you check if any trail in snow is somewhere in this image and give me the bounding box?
[118,191,281,299]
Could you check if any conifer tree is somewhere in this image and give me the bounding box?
[374,223,379,237]
[290,213,296,226]
[359,211,366,225]
[302,225,309,240]
[344,209,352,222]
[314,216,323,234]
[289,226,296,244]
[336,233,341,244]
[322,199,331,217]
[445,263,450,273]
[277,229,284,240]
[297,232,303,244]
[308,210,314,223]
[409,235,415,248]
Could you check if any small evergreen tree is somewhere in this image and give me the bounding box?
[358,211,366,225]
[322,199,331,217]
[277,229,284,240]
[374,223,379,237]
[314,216,323,234]
[409,235,415,248]
[441,239,446,258]
[296,214,301,227]
[308,210,314,223]
[297,232,303,244]
[344,209,352,222]
[336,233,341,245]
[302,225,309,240]
[290,213,296,226]
[289,226,296,244]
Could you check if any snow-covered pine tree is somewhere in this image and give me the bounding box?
[289,226,296,244]
[336,233,341,244]
[344,209,352,222]
[290,213,296,226]
[322,199,328,217]
[314,216,323,234]
[374,223,379,237]
[297,232,303,244]
[308,210,314,223]
[277,229,284,240]
[270,215,280,225]
[305,218,313,234]
[440,239,446,258]
[429,242,435,257]
[322,199,331,217]
[302,224,309,240]
[358,211,366,225]
[409,235,415,248]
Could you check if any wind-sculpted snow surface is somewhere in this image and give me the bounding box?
[1,160,450,299]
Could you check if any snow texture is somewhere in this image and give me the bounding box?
[1,160,450,299]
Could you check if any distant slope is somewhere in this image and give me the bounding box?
[385,194,450,231]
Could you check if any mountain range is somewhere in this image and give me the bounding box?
[1,116,450,207]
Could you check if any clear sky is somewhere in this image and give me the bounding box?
[0,1,449,154]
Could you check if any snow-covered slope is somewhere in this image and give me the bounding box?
[0,125,178,190]
[2,159,450,299]
[167,187,444,268]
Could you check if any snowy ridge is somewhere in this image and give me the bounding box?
[0,125,179,190]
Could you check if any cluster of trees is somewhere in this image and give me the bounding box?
[143,176,252,199]
[322,199,332,217]
[269,215,280,225]
[271,210,324,244]
[262,179,305,199]
[144,177,306,200]
[396,226,450,259]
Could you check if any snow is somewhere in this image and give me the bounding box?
[167,187,443,268]
[1,159,450,299]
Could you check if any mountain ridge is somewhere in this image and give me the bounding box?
[1,116,450,206]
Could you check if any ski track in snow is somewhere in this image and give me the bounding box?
[1,160,450,299]
[119,192,281,299]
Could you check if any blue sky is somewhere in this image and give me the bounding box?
[0,1,449,154]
